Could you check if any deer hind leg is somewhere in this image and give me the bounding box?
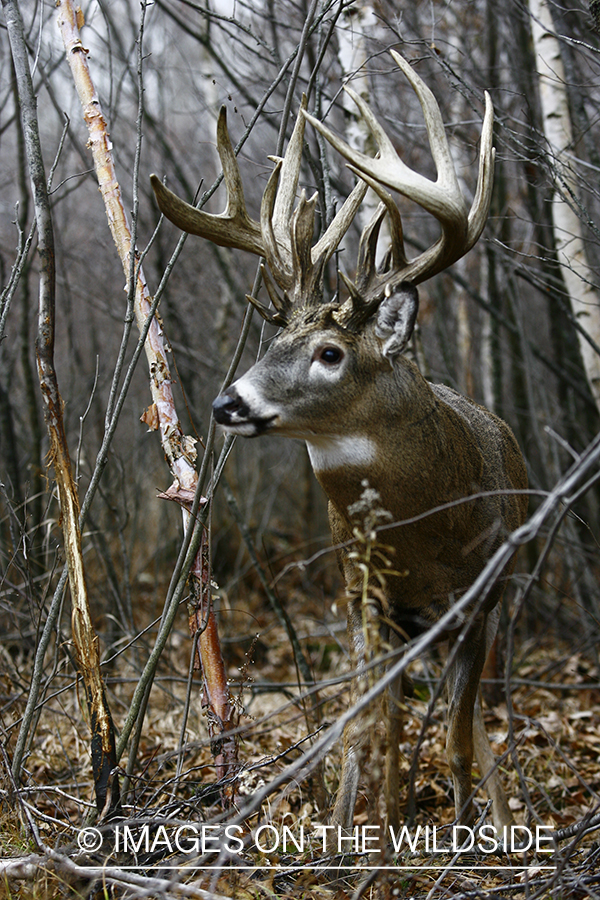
[445,617,488,827]
[447,609,514,831]
[472,608,514,832]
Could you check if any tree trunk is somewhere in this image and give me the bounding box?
[530,0,600,410]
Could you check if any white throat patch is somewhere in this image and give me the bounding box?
[305,435,378,473]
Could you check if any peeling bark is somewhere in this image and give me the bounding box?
[56,0,236,791]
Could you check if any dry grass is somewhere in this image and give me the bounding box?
[2,565,600,898]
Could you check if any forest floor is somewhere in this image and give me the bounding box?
[2,572,600,899]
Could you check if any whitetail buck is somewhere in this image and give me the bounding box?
[151,51,528,838]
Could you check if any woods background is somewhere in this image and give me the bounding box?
[1,0,600,897]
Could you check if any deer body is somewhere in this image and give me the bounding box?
[213,298,527,833]
[152,51,528,839]
[215,306,527,621]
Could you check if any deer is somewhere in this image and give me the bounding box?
[151,51,528,842]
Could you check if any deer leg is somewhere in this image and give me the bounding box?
[472,692,514,831]
[447,610,514,832]
[472,608,514,832]
[445,617,488,826]
[384,632,404,833]
[330,595,374,831]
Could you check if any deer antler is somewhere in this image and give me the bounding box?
[302,50,495,305]
[150,108,264,256]
[151,99,367,321]
[152,53,492,325]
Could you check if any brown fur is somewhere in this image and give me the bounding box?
[152,57,526,841]
[213,306,528,837]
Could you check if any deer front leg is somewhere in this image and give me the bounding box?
[330,595,369,831]
[384,630,404,834]
[472,692,514,831]
[331,597,406,841]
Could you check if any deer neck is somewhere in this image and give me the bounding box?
[305,434,378,474]
[304,377,482,530]
[305,397,437,518]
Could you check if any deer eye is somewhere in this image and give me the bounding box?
[315,345,344,365]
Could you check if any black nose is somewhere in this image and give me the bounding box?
[212,391,249,424]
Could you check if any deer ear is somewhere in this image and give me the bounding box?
[375,282,419,361]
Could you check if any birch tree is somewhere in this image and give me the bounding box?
[530,0,600,410]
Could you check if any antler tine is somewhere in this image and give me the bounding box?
[356,181,408,275]
[389,50,495,256]
[260,159,330,305]
[246,289,288,326]
[353,198,407,291]
[260,263,292,321]
[291,191,325,304]
[150,107,264,256]
[355,203,388,291]
[338,200,408,332]
[311,177,368,266]
[269,95,308,242]
[271,102,369,296]
[261,160,295,291]
[466,91,495,250]
[304,51,495,290]
[388,50,465,217]
[262,106,369,301]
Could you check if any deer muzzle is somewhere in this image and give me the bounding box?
[213,389,249,423]
[213,387,276,436]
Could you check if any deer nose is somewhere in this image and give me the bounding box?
[212,390,249,424]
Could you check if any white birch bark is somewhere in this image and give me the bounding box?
[530,0,600,410]
[337,5,387,253]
